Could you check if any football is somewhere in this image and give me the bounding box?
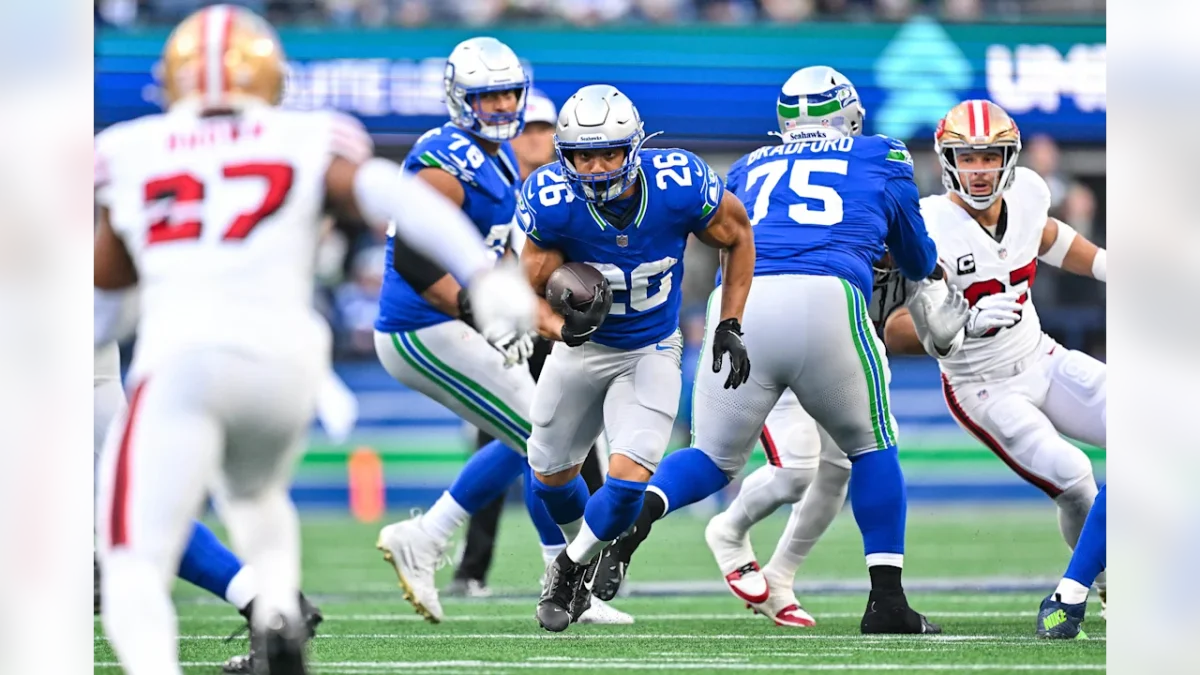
[546,262,609,315]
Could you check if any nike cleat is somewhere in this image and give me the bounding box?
[860,591,942,635]
[705,512,768,604]
[376,517,448,623]
[1036,593,1088,640]
[223,593,323,674]
[536,551,593,633]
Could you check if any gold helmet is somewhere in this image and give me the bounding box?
[159,4,286,111]
[934,100,1021,210]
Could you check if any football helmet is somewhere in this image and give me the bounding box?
[444,37,530,142]
[935,100,1022,210]
[159,4,286,111]
[775,66,865,142]
[554,84,656,204]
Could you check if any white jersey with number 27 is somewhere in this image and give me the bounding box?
[920,167,1051,382]
[94,106,373,376]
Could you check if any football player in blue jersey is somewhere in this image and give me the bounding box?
[1037,484,1105,639]
[590,67,971,634]
[372,37,603,624]
[518,84,756,632]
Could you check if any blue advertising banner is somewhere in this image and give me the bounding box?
[96,18,1105,145]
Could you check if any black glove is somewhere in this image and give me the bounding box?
[456,286,476,330]
[560,285,613,347]
[712,318,750,389]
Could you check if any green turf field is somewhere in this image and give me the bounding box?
[94,504,1106,674]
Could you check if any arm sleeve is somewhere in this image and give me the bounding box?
[882,177,938,281]
[392,237,450,293]
[353,157,493,283]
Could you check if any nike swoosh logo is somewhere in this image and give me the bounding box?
[655,344,673,351]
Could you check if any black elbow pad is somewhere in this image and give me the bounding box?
[392,237,449,294]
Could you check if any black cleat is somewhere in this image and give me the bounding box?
[223,593,323,674]
[536,551,593,633]
[590,538,633,602]
[250,616,308,675]
[860,591,942,635]
[94,556,102,616]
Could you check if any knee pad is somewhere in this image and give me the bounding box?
[1052,452,1096,499]
[770,467,816,504]
[701,445,751,481]
[985,396,1044,447]
[1053,350,1106,405]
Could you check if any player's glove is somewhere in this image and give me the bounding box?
[965,292,1024,338]
[501,331,536,368]
[456,286,476,329]
[906,278,969,358]
[468,261,538,361]
[560,285,613,347]
[712,318,750,389]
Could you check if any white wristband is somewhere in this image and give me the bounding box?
[1039,218,1077,267]
[1091,248,1106,283]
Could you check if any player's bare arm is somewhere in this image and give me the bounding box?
[882,308,927,355]
[94,206,141,348]
[521,236,568,340]
[1039,217,1107,282]
[695,191,755,323]
[395,168,468,318]
[695,191,754,388]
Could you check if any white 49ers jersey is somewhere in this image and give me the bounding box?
[94,106,372,375]
[920,167,1051,381]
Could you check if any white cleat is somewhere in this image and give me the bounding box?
[576,596,635,625]
[376,518,447,623]
[747,585,817,628]
[705,511,768,604]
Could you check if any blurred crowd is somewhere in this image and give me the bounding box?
[96,0,1103,28]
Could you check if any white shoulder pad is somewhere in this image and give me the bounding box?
[1011,166,1051,212]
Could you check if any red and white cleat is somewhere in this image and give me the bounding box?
[705,512,769,604]
[747,587,817,628]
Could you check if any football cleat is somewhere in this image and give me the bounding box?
[536,551,593,633]
[1036,593,1088,640]
[589,538,633,602]
[705,512,768,604]
[222,593,323,674]
[1097,586,1107,620]
[860,590,942,634]
[576,596,635,625]
[747,586,816,628]
[94,556,102,615]
[376,517,448,623]
[248,615,308,675]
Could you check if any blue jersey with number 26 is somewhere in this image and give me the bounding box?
[724,134,936,296]
[519,148,724,350]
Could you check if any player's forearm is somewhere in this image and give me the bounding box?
[1063,239,1106,282]
[536,299,566,341]
[718,236,754,322]
[882,309,928,356]
[421,276,464,318]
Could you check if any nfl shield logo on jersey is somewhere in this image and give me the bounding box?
[616,234,629,247]
[998,247,1008,260]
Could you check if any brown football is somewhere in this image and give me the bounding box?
[546,262,608,315]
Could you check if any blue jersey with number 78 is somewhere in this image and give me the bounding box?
[519,148,724,350]
[723,134,936,296]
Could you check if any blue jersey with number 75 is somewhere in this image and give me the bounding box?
[519,148,724,350]
[723,134,936,297]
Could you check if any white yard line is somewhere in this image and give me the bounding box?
[96,633,1104,642]
[172,611,1038,622]
[95,661,1104,672]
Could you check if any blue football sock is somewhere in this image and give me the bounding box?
[531,474,590,526]
[848,447,907,560]
[647,448,730,516]
[178,521,243,601]
[1064,484,1106,588]
[582,477,647,541]
[524,463,566,546]
[448,439,526,513]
